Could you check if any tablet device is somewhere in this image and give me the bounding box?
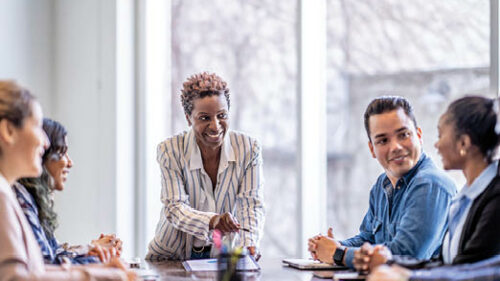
[282,258,348,270]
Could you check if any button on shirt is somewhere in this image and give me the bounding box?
[442,161,498,264]
[190,135,228,248]
[341,153,457,269]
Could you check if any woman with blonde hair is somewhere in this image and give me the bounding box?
[0,80,134,280]
[13,118,122,265]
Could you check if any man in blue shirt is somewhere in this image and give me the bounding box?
[308,96,456,269]
[368,255,500,281]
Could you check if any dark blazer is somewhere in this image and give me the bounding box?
[393,162,500,268]
[452,163,500,264]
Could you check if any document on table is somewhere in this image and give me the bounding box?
[182,256,260,272]
[132,268,160,280]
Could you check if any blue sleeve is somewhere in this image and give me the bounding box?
[50,239,100,265]
[13,187,57,264]
[341,187,378,268]
[411,267,500,281]
[385,179,452,259]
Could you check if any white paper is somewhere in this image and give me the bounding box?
[183,256,260,272]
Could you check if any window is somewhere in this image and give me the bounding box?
[170,0,299,258]
[326,0,491,239]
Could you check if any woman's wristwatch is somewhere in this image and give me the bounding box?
[333,246,346,265]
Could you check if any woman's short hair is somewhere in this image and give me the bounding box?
[445,96,500,162]
[180,72,230,116]
[18,118,68,239]
[0,80,35,128]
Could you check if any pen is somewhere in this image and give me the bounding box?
[239,227,250,232]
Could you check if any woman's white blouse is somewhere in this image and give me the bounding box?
[146,129,265,260]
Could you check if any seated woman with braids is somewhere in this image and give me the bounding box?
[12,118,122,265]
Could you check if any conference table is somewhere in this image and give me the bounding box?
[142,257,342,280]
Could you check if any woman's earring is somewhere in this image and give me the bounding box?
[460,149,466,157]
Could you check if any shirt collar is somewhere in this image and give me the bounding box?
[186,128,235,171]
[383,152,427,189]
[0,172,15,201]
[455,161,498,202]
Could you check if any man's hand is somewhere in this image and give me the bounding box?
[354,242,374,272]
[367,265,410,281]
[309,228,340,264]
[354,243,392,273]
[308,227,336,260]
[210,213,240,233]
[370,245,392,270]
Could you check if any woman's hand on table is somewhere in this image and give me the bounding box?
[247,246,262,261]
[89,233,123,262]
[106,257,137,281]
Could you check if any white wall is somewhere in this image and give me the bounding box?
[0,0,53,114]
[0,0,157,259]
[52,0,136,257]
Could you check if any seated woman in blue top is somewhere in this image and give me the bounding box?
[13,118,122,265]
[145,72,265,260]
[366,96,500,280]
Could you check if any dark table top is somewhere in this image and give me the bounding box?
[141,257,335,281]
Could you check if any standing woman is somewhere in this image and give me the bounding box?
[0,80,133,280]
[368,95,500,281]
[146,72,265,260]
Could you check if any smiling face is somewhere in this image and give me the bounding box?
[44,137,73,191]
[434,114,463,170]
[186,94,229,151]
[368,108,423,185]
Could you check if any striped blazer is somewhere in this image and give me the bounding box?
[146,129,265,260]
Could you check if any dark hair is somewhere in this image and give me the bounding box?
[363,96,418,141]
[180,72,230,116]
[444,96,500,163]
[18,118,68,238]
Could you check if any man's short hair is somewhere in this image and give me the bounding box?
[363,96,418,141]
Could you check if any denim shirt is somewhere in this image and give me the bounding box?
[341,153,456,268]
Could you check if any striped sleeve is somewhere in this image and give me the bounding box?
[157,140,216,241]
[236,138,265,248]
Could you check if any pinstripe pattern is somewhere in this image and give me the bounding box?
[145,129,265,260]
